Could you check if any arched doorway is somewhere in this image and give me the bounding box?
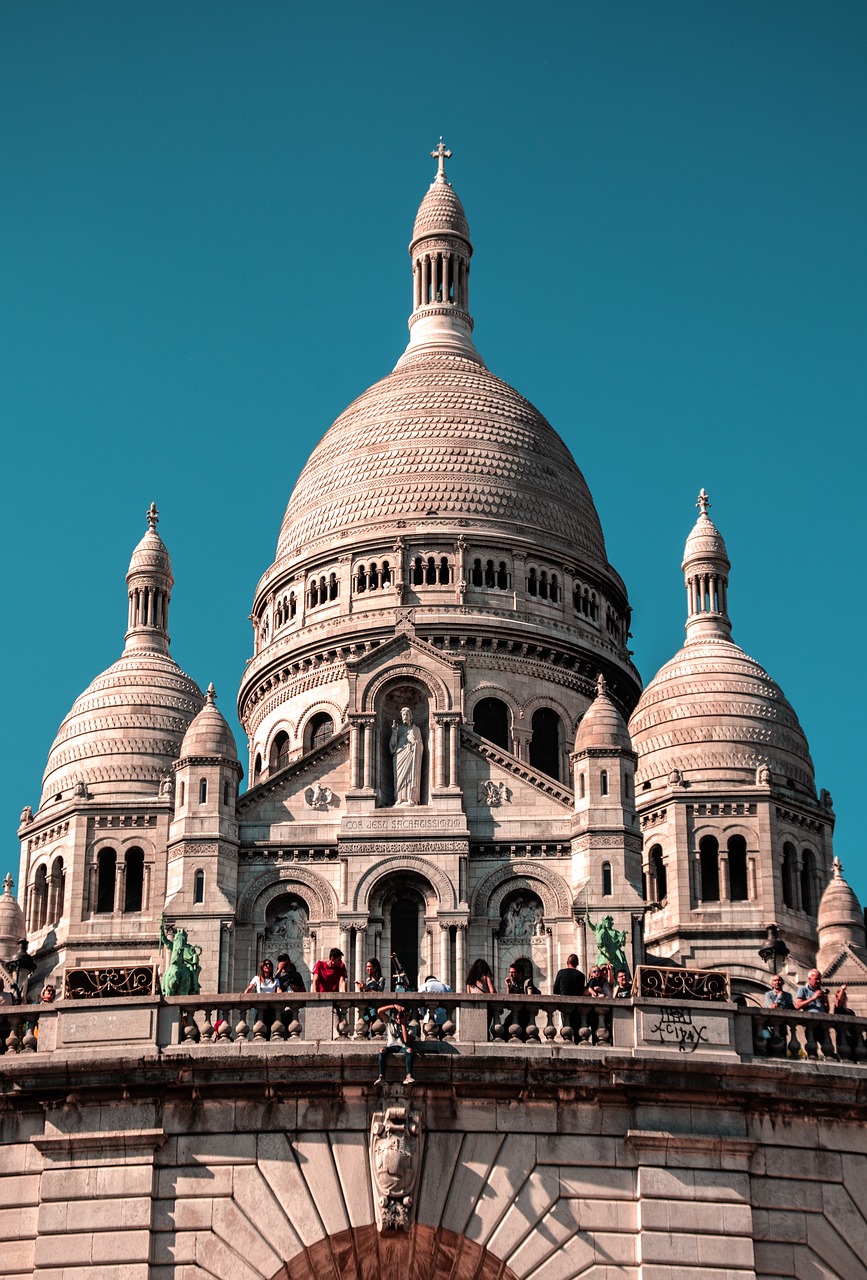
[390,897,420,989]
[276,1224,518,1280]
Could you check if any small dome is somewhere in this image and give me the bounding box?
[0,874,26,958]
[629,637,815,795]
[412,179,470,244]
[179,684,238,762]
[682,511,730,571]
[41,651,203,806]
[575,676,633,752]
[817,858,866,947]
[127,502,173,582]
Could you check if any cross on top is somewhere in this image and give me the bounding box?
[431,137,452,178]
[146,501,160,531]
[696,488,711,517]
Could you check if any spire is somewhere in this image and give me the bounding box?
[205,682,216,705]
[124,502,174,654]
[397,140,479,365]
[682,488,732,643]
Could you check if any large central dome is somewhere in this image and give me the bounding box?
[275,349,607,566]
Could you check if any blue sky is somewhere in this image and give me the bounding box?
[3,3,866,911]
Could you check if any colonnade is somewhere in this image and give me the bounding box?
[413,251,468,310]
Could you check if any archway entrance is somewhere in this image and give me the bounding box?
[390,897,420,989]
[274,1224,519,1280]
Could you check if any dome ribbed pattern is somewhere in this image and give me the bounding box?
[629,638,815,793]
[276,352,607,564]
[41,652,203,805]
[683,513,729,568]
[412,181,470,243]
[575,689,633,753]
[127,526,172,579]
[180,687,238,762]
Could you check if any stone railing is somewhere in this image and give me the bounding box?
[3,994,866,1066]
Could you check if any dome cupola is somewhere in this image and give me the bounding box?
[40,506,203,806]
[817,858,866,956]
[401,139,478,362]
[683,489,731,642]
[574,675,633,753]
[179,684,239,763]
[0,874,26,961]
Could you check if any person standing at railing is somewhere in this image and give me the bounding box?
[795,969,830,1013]
[245,959,279,1030]
[356,957,386,1027]
[374,1002,415,1086]
[418,974,451,1027]
[553,953,586,1037]
[764,975,795,1010]
[504,962,540,1033]
[465,958,496,995]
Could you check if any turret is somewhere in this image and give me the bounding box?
[682,489,732,642]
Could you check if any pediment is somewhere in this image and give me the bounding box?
[238,727,349,819]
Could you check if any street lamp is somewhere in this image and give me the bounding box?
[758,923,790,975]
[6,938,36,1003]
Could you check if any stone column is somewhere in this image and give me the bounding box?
[439,924,449,984]
[455,923,466,990]
[354,925,367,988]
[113,859,126,914]
[448,716,459,789]
[545,929,554,988]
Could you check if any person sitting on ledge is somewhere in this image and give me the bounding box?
[765,975,795,1010]
[795,969,830,1013]
[374,1002,415,1086]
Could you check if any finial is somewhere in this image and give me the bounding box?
[2,872,13,895]
[832,856,843,880]
[596,673,608,698]
[205,682,216,705]
[696,488,711,517]
[431,137,452,181]
[146,501,160,532]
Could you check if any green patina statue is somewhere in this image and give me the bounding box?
[160,913,202,996]
[585,904,629,973]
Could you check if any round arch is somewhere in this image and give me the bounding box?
[521,691,578,737]
[471,860,572,920]
[361,664,452,714]
[276,1224,519,1280]
[352,854,456,914]
[236,866,338,925]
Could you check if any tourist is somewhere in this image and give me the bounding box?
[586,965,612,998]
[466,958,496,994]
[504,962,539,1033]
[356,957,386,1026]
[764,975,795,1010]
[833,984,852,1015]
[418,973,451,1027]
[275,953,305,993]
[311,948,348,993]
[374,1002,415,1086]
[39,984,56,1004]
[613,969,632,998]
[553,952,586,1036]
[795,969,830,1013]
[245,958,279,1030]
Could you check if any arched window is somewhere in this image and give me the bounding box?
[578,773,585,799]
[473,697,510,751]
[412,556,424,585]
[484,559,495,588]
[781,842,796,909]
[529,708,562,781]
[438,556,450,584]
[33,864,48,931]
[728,835,749,902]
[306,712,335,753]
[650,845,667,904]
[124,847,144,912]
[497,561,509,589]
[253,754,262,783]
[699,836,720,902]
[471,558,483,587]
[193,869,205,905]
[309,578,319,607]
[270,731,290,773]
[623,771,631,800]
[223,780,230,806]
[539,570,549,600]
[527,567,538,596]
[96,848,116,913]
[289,592,297,618]
[368,563,379,589]
[801,849,817,917]
[199,778,208,804]
[50,855,65,922]
[381,560,392,587]
[602,862,612,896]
[425,556,437,585]
[550,573,559,603]
[600,769,609,796]
[328,572,339,600]
[356,564,367,592]
[179,780,186,808]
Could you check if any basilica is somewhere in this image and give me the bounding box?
[10,143,866,1013]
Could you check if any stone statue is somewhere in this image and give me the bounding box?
[501,895,545,938]
[585,906,628,971]
[19,806,32,826]
[756,764,771,786]
[389,707,423,806]
[370,1105,424,1232]
[304,783,332,810]
[159,913,201,996]
[265,898,308,946]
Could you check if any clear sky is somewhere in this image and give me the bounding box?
[3,3,866,913]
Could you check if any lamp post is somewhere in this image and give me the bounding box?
[758,923,790,975]
[6,938,36,1003]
